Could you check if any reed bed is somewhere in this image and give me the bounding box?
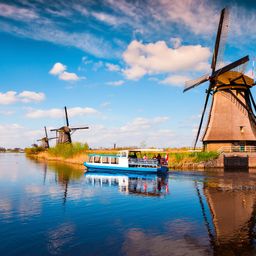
[48,143,89,159]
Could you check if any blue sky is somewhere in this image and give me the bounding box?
[0,0,256,148]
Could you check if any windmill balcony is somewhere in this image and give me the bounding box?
[218,145,256,153]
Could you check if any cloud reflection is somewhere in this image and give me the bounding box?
[122,227,211,256]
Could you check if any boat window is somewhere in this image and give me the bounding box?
[89,156,94,163]
[121,152,127,157]
[102,157,109,164]
[111,158,119,164]
[94,156,101,163]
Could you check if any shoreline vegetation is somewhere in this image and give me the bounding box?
[24,143,220,170]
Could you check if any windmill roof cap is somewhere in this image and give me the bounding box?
[215,71,254,87]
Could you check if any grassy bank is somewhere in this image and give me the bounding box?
[167,151,219,169]
[25,144,220,169]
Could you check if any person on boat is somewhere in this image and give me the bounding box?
[143,155,148,160]
[156,154,161,165]
[129,152,137,159]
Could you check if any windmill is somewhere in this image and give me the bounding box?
[50,106,89,144]
[184,8,256,151]
[37,126,56,149]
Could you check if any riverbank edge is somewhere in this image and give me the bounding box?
[28,151,222,170]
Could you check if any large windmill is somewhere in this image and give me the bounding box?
[37,126,56,149]
[50,106,89,144]
[184,8,256,151]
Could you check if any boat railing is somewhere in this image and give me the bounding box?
[128,158,159,167]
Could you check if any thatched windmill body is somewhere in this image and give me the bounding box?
[184,8,256,151]
[37,126,56,149]
[50,106,89,144]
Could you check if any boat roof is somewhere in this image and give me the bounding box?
[124,148,164,152]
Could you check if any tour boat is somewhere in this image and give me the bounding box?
[84,149,168,173]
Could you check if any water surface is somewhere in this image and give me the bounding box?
[0,153,256,255]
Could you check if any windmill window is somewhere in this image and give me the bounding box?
[240,126,244,133]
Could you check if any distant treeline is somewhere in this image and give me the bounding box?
[0,147,24,152]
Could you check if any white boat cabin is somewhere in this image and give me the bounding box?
[88,149,164,168]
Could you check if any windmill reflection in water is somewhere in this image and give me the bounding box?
[195,171,256,256]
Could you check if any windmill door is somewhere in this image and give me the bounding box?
[224,155,248,171]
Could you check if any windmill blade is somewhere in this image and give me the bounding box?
[70,126,89,131]
[64,106,69,127]
[232,61,248,74]
[183,74,210,92]
[48,137,58,140]
[249,90,256,114]
[193,87,212,149]
[50,128,60,132]
[211,8,229,72]
[44,126,48,138]
[211,55,249,79]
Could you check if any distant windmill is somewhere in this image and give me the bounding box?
[183,8,256,151]
[37,126,56,149]
[50,106,89,144]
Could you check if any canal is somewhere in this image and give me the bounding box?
[0,153,256,255]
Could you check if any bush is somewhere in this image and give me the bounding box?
[25,146,45,155]
[48,142,89,159]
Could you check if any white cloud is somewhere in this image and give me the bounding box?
[0,3,38,21]
[59,71,80,81]
[26,107,98,119]
[0,16,116,58]
[49,62,66,75]
[122,40,211,80]
[120,116,169,132]
[18,91,45,103]
[0,91,45,105]
[160,75,191,87]
[49,62,81,81]
[0,110,15,116]
[0,123,38,148]
[81,56,92,65]
[158,0,218,35]
[71,116,175,148]
[107,80,125,86]
[100,102,111,107]
[0,91,17,105]
[106,63,121,72]
[91,12,117,25]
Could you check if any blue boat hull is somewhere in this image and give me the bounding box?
[84,162,168,173]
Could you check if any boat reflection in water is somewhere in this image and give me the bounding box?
[84,171,169,197]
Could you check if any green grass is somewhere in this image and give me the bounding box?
[48,142,89,159]
[168,151,219,168]
[189,151,219,162]
[25,146,45,155]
